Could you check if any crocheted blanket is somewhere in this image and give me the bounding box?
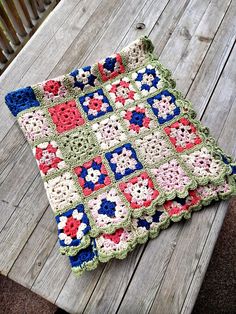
[5,37,236,276]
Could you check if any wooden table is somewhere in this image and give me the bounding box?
[0,1,235,313]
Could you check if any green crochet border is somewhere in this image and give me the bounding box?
[71,175,235,275]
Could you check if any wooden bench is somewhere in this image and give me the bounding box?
[0,0,235,313]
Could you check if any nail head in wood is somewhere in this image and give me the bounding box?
[136,22,145,30]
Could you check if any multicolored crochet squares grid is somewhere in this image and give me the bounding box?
[5,37,236,276]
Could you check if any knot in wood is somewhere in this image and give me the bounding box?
[136,22,145,30]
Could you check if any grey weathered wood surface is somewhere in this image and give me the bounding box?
[0,0,235,313]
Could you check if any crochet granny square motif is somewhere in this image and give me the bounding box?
[5,37,236,276]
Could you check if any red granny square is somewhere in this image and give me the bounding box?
[48,100,85,133]
[164,117,202,152]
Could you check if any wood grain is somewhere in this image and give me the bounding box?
[0,0,235,313]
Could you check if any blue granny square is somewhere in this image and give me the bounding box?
[105,143,143,180]
[147,90,180,124]
[5,86,40,116]
[79,88,113,120]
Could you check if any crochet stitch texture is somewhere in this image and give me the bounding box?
[5,37,236,276]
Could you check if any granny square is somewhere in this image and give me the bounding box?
[135,131,172,164]
[44,172,80,213]
[92,115,127,150]
[98,53,125,81]
[74,156,111,196]
[105,77,140,108]
[59,128,97,165]
[132,64,163,95]
[33,77,69,103]
[87,187,130,235]
[147,90,181,124]
[18,109,53,143]
[164,117,202,152]
[56,204,91,254]
[152,159,194,194]
[79,89,113,120]
[5,36,236,276]
[182,147,226,184]
[119,172,159,212]
[69,66,99,91]
[120,103,157,134]
[48,100,85,133]
[105,143,143,180]
[5,86,40,116]
[33,140,66,176]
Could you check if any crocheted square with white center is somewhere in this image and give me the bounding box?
[147,90,180,124]
[105,143,143,180]
[135,131,172,164]
[105,77,140,108]
[132,64,164,96]
[79,89,113,120]
[92,115,127,150]
[33,140,66,177]
[152,159,193,193]
[18,109,53,143]
[74,156,111,196]
[44,172,80,213]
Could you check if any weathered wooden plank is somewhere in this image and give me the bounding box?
[159,0,212,73]
[31,242,71,301]
[57,248,143,314]
[180,200,230,314]
[172,0,232,95]
[50,0,127,75]
[18,0,103,85]
[149,1,189,54]
[84,227,180,314]
[81,0,150,66]
[55,263,105,313]
[0,123,25,183]
[187,0,236,116]
[8,206,57,288]
[0,174,48,275]
[0,145,39,232]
